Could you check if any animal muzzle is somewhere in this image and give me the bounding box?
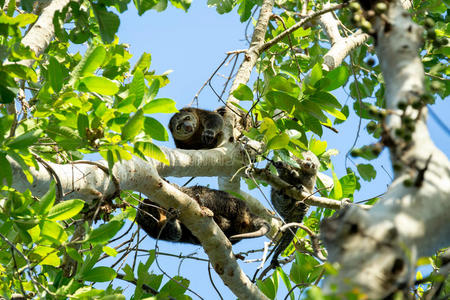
[183,124,193,133]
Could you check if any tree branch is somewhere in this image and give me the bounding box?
[21,0,76,67]
[259,3,347,53]
[321,1,450,297]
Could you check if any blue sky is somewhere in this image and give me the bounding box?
[98,2,450,298]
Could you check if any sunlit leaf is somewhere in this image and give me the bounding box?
[92,4,120,43]
[85,220,124,244]
[40,220,68,245]
[80,45,106,76]
[81,266,117,282]
[6,129,43,149]
[267,132,289,150]
[142,98,178,114]
[143,116,169,141]
[78,76,119,95]
[47,199,85,221]
[121,109,144,141]
[232,84,253,101]
[135,142,169,165]
[357,163,376,181]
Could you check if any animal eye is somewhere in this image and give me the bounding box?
[176,125,181,130]
[185,116,190,121]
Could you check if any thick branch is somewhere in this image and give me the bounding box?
[227,0,274,108]
[21,0,76,67]
[322,30,369,71]
[9,155,268,299]
[321,1,450,297]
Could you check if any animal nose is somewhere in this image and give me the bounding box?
[184,125,193,132]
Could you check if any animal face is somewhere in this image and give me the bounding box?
[299,152,319,174]
[170,112,198,141]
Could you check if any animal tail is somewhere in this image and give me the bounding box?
[229,223,270,240]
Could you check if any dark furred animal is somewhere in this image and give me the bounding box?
[136,186,270,245]
[168,107,224,149]
[268,151,319,268]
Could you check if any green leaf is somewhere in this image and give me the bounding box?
[266,91,297,113]
[357,163,377,181]
[232,84,253,101]
[107,150,115,176]
[135,142,169,165]
[143,116,169,141]
[81,266,117,282]
[92,4,120,44]
[0,83,18,104]
[207,0,234,14]
[159,275,190,297]
[130,69,145,108]
[102,246,118,257]
[71,287,104,298]
[66,246,83,263]
[14,13,38,26]
[77,113,89,139]
[134,0,158,15]
[30,245,60,267]
[269,75,299,95]
[148,78,160,100]
[267,132,289,150]
[116,95,136,113]
[309,138,327,156]
[298,100,327,122]
[121,109,144,141]
[259,117,278,140]
[0,152,12,186]
[133,52,152,73]
[325,66,349,91]
[329,170,343,199]
[6,0,15,16]
[309,91,342,109]
[85,220,124,244]
[6,129,43,149]
[78,76,119,95]
[340,173,356,198]
[256,277,277,300]
[307,63,323,87]
[38,182,56,215]
[39,220,68,245]
[48,56,64,92]
[278,268,294,300]
[170,0,191,12]
[142,98,178,114]
[47,199,85,221]
[80,46,106,76]
[237,0,256,22]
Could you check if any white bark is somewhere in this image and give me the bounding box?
[321,1,450,298]
[9,153,269,299]
[21,0,76,67]
[322,30,369,71]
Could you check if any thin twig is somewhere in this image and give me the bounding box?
[259,3,347,52]
[208,261,224,300]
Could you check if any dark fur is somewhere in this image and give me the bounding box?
[136,186,269,245]
[268,151,319,268]
[168,107,224,150]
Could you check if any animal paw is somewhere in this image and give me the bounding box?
[202,130,215,145]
